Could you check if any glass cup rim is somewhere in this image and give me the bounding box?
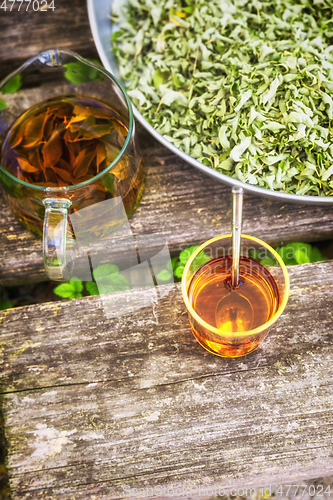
[0,48,134,193]
[181,234,290,338]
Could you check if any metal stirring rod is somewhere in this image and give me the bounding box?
[231,186,244,288]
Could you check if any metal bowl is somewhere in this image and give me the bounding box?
[87,0,333,205]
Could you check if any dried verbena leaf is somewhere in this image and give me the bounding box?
[57,158,71,171]
[42,130,63,168]
[111,157,132,181]
[73,103,116,120]
[66,140,80,165]
[44,165,57,183]
[101,173,115,195]
[34,181,60,187]
[67,113,87,125]
[28,149,43,173]
[55,176,69,187]
[17,157,39,173]
[92,123,114,137]
[67,115,112,141]
[43,113,56,141]
[112,120,127,146]
[53,102,73,119]
[22,113,46,148]
[74,174,95,183]
[63,128,76,144]
[52,166,75,184]
[104,140,121,164]
[112,0,333,196]
[73,148,96,178]
[9,130,24,149]
[96,142,107,171]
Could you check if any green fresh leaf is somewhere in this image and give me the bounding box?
[92,264,119,281]
[64,60,104,85]
[91,263,130,294]
[248,248,261,262]
[85,282,99,296]
[69,278,83,293]
[310,246,324,263]
[53,278,83,299]
[275,242,313,266]
[1,74,22,94]
[88,58,103,69]
[276,245,298,266]
[193,250,211,269]
[275,249,297,266]
[259,256,278,267]
[0,299,13,310]
[252,242,325,267]
[167,256,180,273]
[294,247,311,265]
[177,245,211,275]
[179,246,201,265]
[174,265,185,279]
[156,269,172,281]
[53,283,77,299]
[0,99,7,110]
[249,248,278,266]
[97,273,130,294]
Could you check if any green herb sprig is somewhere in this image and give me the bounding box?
[53,263,129,299]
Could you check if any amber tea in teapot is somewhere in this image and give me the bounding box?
[0,49,145,281]
[1,96,130,187]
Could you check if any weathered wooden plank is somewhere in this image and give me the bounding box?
[4,375,333,498]
[0,260,332,392]
[1,261,333,497]
[1,136,333,286]
[0,0,99,81]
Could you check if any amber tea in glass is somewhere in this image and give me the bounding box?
[182,235,290,357]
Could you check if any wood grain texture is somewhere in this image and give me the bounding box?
[1,261,333,498]
[0,0,99,80]
[1,136,333,286]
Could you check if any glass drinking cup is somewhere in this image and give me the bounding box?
[0,49,145,280]
[182,235,290,357]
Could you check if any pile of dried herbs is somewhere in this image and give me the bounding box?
[111,0,333,196]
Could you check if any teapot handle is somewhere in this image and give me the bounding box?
[42,197,75,281]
